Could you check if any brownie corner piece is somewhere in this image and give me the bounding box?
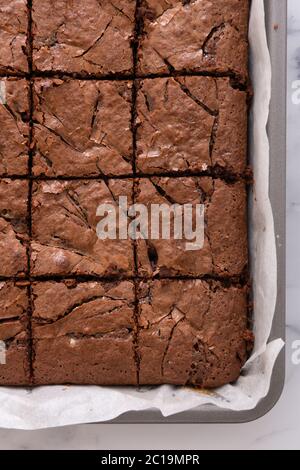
[0,78,30,177]
[32,0,135,75]
[136,76,247,175]
[137,279,250,388]
[0,179,29,278]
[0,0,28,74]
[32,79,133,177]
[0,281,30,386]
[138,0,249,81]
[32,280,137,385]
[31,179,135,277]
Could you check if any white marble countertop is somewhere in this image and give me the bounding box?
[0,0,298,450]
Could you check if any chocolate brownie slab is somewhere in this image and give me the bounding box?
[32,0,135,75]
[138,279,250,388]
[0,0,28,74]
[0,282,30,385]
[0,179,29,277]
[32,79,133,177]
[138,0,249,81]
[0,78,30,176]
[136,177,248,277]
[136,77,247,175]
[31,179,135,277]
[32,280,137,385]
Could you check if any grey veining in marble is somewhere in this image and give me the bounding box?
[0,0,298,450]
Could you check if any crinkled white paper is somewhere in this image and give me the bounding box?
[0,0,284,429]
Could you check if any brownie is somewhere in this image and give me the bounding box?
[0,0,251,389]
[0,0,28,74]
[138,279,250,388]
[31,179,135,277]
[32,79,133,177]
[32,280,137,384]
[136,77,247,174]
[0,179,29,277]
[0,281,30,385]
[136,177,248,277]
[0,78,30,176]
[32,0,135,75]
[138,0,249,81]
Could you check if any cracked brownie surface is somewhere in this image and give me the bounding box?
[136,77,247,175]
[138,0,249,81]
[0,78,30,176]
[0,282,30,385]
[136,177,248,278]
[0,0,251,388]
[0,179,29,277]
[138,279,250,387]
[32,280,137,384]
[32,79,133,177]
[0,0,28,74]
[32,0,136,75]
[31,179,135,277]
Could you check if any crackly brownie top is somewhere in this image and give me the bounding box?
[0,281,28,340]
[0,180,29,277]
[32,280,135,333]
[32,280,137,385]
[137,279,250,387]
[0,79,30,176]
[32,79,133,177]
[136,177,248,277]
[0,0,28,74]
[136,76,247,174]
[138,0,249,80]
[31,179,135,277]
[0,281,30,385]
[32,0,136,75]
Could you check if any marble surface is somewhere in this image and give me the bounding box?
[0,1,298,450]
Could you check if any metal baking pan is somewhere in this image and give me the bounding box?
[108,0,287,424]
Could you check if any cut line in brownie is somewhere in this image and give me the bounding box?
[31,179,135,278]
[32,79,133,177]
[0,179,29,278]
[0,78,30,177]
[135,177,248,278]
[32,280,137,385]
[138,279,252,388]
[137,0,249,82]
[0,0,29,74]
[0,281,30,386]
[136,76,247,175]
[32,0,136,76]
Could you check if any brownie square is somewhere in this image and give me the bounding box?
[32,0,135,75]
[32,280,137,385]
[0,281,30,385]
[31,179,135,277]
[0,0,28,74]
[0,78,30,176]
[138,279,250,388]
[138,0,249,81]
[136,177,248,277]
[32,79,133,177]
[0,179,29,277]
[136,77,247,175]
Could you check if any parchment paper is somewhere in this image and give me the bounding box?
[0,0,284,429]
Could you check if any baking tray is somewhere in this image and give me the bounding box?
[108,0,287,424]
